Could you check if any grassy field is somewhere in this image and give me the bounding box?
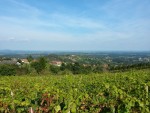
[0,69,150,113]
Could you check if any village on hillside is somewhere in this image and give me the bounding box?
[0,52,150,75]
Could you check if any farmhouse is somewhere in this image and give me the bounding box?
[50,61,62,66]
[21,59,29,64]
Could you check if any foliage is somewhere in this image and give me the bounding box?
[31,57,47,74]
[0,69,150,112]
[0,64,30,76]
[109,62,150,72]
[71,62,83,74]
[0,64,16,76]
[59,62,93,74]
[27,55,33,62]
[31,62,42,74]
[38,57,47,69]
[16,64,30,75]
[49,65,60,74]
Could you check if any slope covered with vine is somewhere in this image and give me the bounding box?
[0,69,150,113]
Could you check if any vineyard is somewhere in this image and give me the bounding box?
[0,69,150,113]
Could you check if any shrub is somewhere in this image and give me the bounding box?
[0,64,16,76]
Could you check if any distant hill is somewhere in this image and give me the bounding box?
[0,50,150,56]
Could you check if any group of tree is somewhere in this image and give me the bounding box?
[0,56,46,76]
[109,62,150,72]
[0,64,29,76]
[50,62,93,75]
[31,57,47,74]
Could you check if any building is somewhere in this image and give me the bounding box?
[21,59,29,64]
[0,60,17,65]
[50,61,62,66]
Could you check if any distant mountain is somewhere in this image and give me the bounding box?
[0,50,150,56]
[0,50,45,55]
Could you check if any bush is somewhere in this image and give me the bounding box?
[31,57,47,74]
[49,65,60,74]
[0,65,16,76]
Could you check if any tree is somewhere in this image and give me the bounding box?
[60,63,66,71]
[27,55,33,62]
[16,65,30,75]
[31,62,41,74]
[83,66,92,74]
[0,64,16,76]
[49,65,60,74]
[39,57,47,69]
[72,62,83,74]
[31,57,47,74]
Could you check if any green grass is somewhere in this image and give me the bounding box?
[0,69,150,113]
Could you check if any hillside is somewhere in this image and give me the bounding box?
[0,69,150,113]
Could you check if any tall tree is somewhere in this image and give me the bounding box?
[27,55,33,62]
[31,57,47,74]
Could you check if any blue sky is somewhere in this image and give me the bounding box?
[0,0,150,51]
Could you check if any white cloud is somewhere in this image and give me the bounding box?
[51,13,107,29]
[0,0,149,50]
[6,0,42,17]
